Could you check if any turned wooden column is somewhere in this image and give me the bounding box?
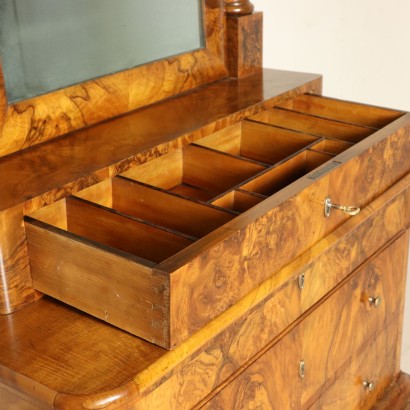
[224,0,262,78]
[225,1,254,16]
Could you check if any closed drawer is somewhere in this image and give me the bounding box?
[307,318,402,410]
[24,95,410,348]
[200,232,409,410]
[300,231,409,408]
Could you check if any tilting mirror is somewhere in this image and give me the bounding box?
[0,0,204,102]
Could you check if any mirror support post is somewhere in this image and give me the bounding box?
[224,1,254,16]
[225,1,262,78]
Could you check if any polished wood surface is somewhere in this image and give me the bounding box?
[224,0,255,16]
[0,206,38,314]
[193,235,408,410]
[1,2,408,407]
[201,232,408,409]
[0,70,321,214]
[251,107,377,142]
[16,91,410,348]
[289,94,404,128]
[0,173,408,409]
[226,12,263,77]
[0,69,322,315]
[159,111,410,347]
[0,0,228,158]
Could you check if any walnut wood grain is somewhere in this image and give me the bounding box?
[0,205,38,314]
[224,0,254,16]
[251,107,375,143]
[22,108,410,348]
[25,216,170,346]
[0,70,322,315]
[226,12,262,77]
[196,120,320,164]
[200,232,409,409]
[304,319,402,410]
[0,174,405,409]
[0,0,228,158]
[160,113,410,347]
[289,94,404,128]
[0,70,322,214]
[110,177,235,238]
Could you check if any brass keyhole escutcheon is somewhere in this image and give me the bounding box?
[299,360,305,379]
[298,273,305,290]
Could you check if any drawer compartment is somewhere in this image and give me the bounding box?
[121,145,266,202]
[195,120,320,164]
[25,95,410,349]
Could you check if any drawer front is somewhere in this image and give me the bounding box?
[25,95,410,348]
[165,111,410,346]
[300,231,409,407]
[200,232,409,410]
[308,319,402,410]
[129,180,409,410]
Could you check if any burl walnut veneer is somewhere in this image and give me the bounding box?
[0,1,409,409]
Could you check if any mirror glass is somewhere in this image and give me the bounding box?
[0,0,204,103]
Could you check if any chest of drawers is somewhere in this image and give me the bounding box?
[1,2,409,408]
[0,70,410,408]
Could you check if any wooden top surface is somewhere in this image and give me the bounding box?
[0,69,321,213]
[0,297,165,396]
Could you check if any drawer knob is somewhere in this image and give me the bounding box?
[368,295,382,308]
[362,380,376,392]
[324,196,361,218]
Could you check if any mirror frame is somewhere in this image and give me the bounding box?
[0,0,227,157]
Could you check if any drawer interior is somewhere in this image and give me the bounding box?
[24,93,407,347]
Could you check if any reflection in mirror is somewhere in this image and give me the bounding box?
[0,0,204,103]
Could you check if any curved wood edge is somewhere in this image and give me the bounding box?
[0,365,140,410]
[54,382,140,410]
[225,0,254,16]
[0,0,228,158]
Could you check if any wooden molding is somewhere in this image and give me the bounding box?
[0,0,228,158]
[227,12,263,78]
[225,0,255,16]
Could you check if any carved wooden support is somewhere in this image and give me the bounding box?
[226,11,263,78]
[225,0,254,16]
[0,205,38,314]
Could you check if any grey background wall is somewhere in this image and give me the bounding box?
[253,0,410,372]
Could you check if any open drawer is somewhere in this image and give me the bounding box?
[24,94,410,349]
